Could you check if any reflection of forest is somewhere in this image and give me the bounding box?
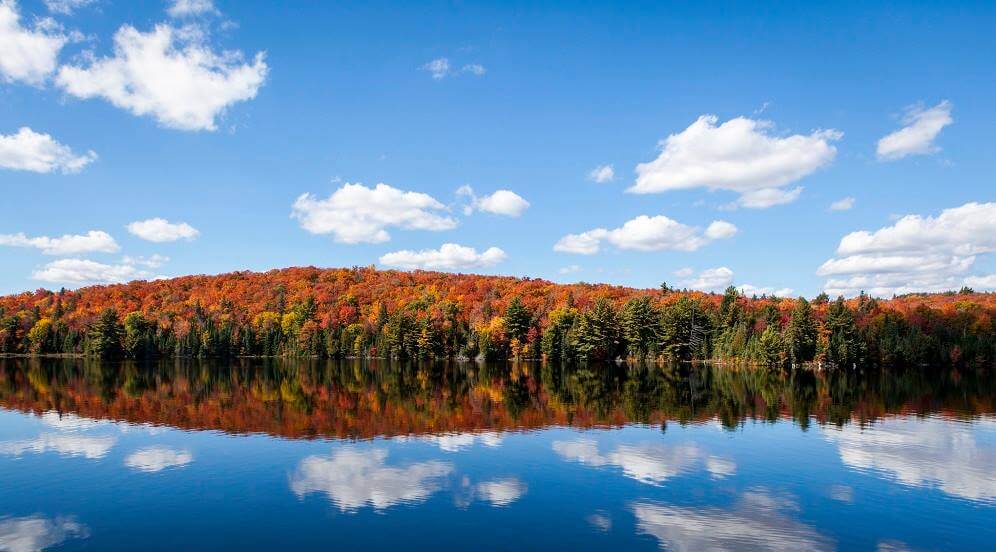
[1,358,992,440]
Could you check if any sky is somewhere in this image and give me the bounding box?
[1,0,994,297]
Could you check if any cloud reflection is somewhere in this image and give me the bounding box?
[290,447,453,512]
[398,431,503,452]
[552,438,736,484]
[124,447,193,473]
[0,434,115,459]
[0,515,89,552]
[632,489,833,551]
[475,478,527,507]
[824,416,996,503]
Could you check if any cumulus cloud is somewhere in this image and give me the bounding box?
[824,416,996,503]
[681,267,734,292]
[167,0,219,18]
[631,115,840,208]
[120,253,169,268]
[379,243,507,271]
[0,0,68,84]
[554,215,736,255]
[0,515,89,552]
[0,433,115,459]
[56,22,267,131]
[126,218,199,242]
[124,446,193,472]
[43,0,94,15]
[559,264,581,275]
[589,164,615,183]
[292,182,457,244]
[290,447,453,512]
[877,101,953,161]
[0,127,96,173]
[830,197,855,211]
[421,57,450,79]
[817,202,996,296]
[0,229,118,255]
[457,186,530,217]
[739,283,795,297]
[475,478,527,507]
[552,438,734,485]
[632,491,833,551]
[31,258,156,285]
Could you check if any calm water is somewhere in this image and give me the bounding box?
[0,359,993,551]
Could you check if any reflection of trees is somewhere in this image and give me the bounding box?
[0,358,991,440]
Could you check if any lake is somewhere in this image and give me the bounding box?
[1,358,993,551]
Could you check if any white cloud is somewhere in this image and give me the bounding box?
[877,101,953,161]
[631,115,840,209]
[830,197,855,211]
[56,23,267,131]
[735,186,803,209]
[680,267,733,292]
[292,183,457,244]
[290,447,453,512]
[461,63,486,76]
[554,215,736,255]
[704,220,738,239]
[589,164,615,183]
[422,57,450,79]
[674,267,694,277]
[818,202,996,296]
[0,0,67,85]
[124,446,193,472]
[475,478,527,507]
[739,283,794,297]
[0,230,118,255]
[457,186,529,217]
[126,218,199,242]
[0,515,89,552]
[379,243,506,271]
[964,274,996,290]
[32,258,155,285]
[43,0,95,15]
[121,253,169,268]
[0,127,96,173]
[167,0,219,18]
[559,264,581,275]
[552,438,729,485]
[632,491,833,552]
[823,416,996,502]
[0,433,115,459]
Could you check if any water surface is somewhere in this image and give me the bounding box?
[1,359,993,550]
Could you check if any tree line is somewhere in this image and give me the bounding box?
[1,266,991,368]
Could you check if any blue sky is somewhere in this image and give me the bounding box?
[1,0,993,297]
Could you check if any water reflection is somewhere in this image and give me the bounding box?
[124,446,193,473]
[0,515,88,552]
[0,433,115,460]
[1,357,991,440]
[290,447,453,512]
[553,438,736,484]
[824,416,996,503]
[632,489,833,551]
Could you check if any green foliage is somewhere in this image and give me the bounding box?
[785,298,818,364]
[86,308,123,359]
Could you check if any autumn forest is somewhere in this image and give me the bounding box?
[0,267,993,368]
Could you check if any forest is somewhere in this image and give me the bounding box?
[0,266,993,368]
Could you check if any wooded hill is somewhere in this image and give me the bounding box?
[0,266,993,367]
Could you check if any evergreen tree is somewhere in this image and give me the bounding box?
[822,297,864,367]
[785,298,817,365]
[86,308,123,359]
[505,296,532,344]
[621,296,658,358]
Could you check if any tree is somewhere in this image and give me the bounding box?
[621,296,658,358]
[86,308,123,358]
[573,298,621,361]
[785,298,817,365]
[27,318,53,354]
[505,296,532,344]
[821,297,864,368]
[660,296,710,361]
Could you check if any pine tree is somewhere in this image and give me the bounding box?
[785,298,817,365]
[86,308,123,359]
[505,297,532,344]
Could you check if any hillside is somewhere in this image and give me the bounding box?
[0,266,993,366]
